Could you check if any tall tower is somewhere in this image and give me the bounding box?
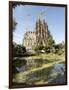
[36,18,48,46]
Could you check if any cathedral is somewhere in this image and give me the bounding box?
[23,18,51,51]
[36,19,49,46]
[23,31,36,50]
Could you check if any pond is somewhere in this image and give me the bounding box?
[47,63,65,84]
[13,58,52,72]
[13,57,65,85]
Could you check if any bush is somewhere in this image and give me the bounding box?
[43,45,50,53]
[34,45,44,51]
[13,44,26,57]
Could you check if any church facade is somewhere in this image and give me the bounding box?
[23,18,50,51]
[23,31,36,50]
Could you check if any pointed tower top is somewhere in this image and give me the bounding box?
[37,11,45,21]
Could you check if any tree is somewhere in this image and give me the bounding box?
[47,36,55,47]
[12,2,25,8]
[53,42,65,54]
[13,43,26,57]
[13,19,17,31]
[44,34,55,53]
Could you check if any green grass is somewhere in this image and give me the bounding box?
[25,53,65,61]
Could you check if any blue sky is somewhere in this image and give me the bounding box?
[13,5,65,44]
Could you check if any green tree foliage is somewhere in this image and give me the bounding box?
[44,35,55,53]
[47,36,55,47]
[47,30,55,47]
[53,42,65,54]
[13,19,17,31]
[34,45,44,51]
[12,3,25,8]
[13,43,26,57]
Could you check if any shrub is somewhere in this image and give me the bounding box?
[13,43,26,57]
[34,45,44,51]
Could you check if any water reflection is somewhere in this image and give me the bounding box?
[13,58,65,84]
[52,63,65,74]
[48,63,65,84]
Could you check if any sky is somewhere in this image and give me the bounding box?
[13,5,65,45]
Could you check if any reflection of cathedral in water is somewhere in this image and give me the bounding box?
[23,18,51,50]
